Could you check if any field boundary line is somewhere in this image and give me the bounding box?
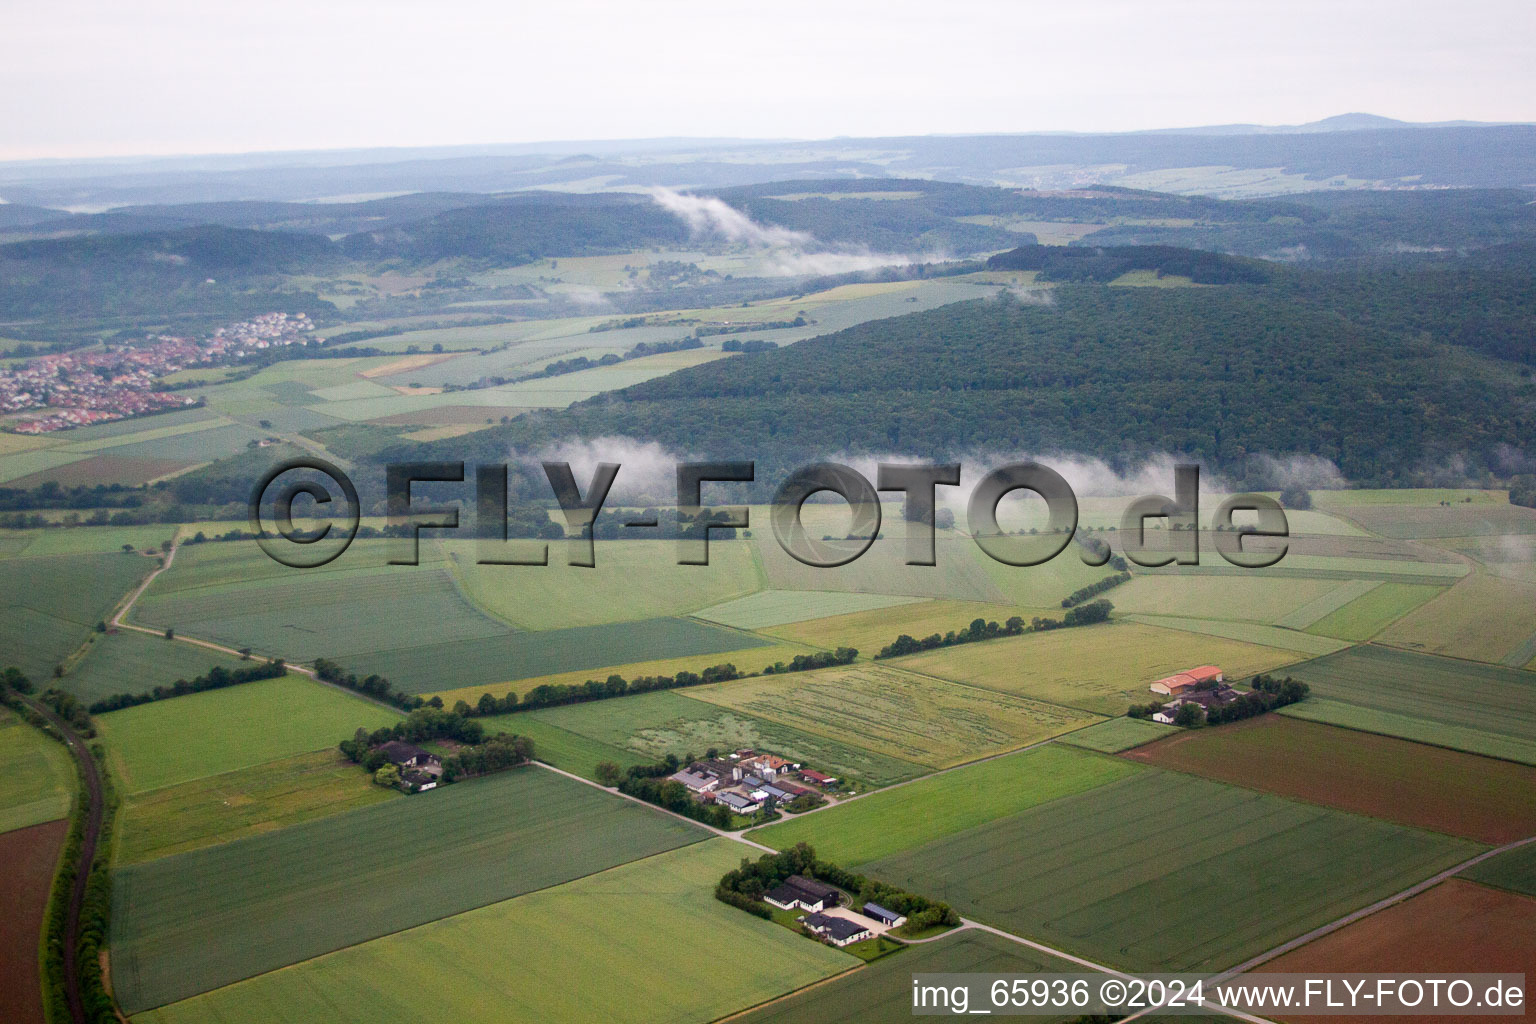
[1212,832,1536,983]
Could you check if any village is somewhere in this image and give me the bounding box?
[2,312,313,433]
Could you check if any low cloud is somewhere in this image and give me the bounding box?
[648,186,930,277]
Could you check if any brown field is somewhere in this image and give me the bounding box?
[0,818,68,1024]
[358,352,458,378]
[1123,715,1536,844]
[1261,880,1536,1024]
[10,454,192,489]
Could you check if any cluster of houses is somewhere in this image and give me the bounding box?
[1148,665,1242,723]
[5,312,313,433]
[378,740,444,793]
[668,749,837,816]
[762,874,907,947]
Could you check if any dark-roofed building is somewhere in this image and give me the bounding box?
[863,902,906,928]
[378,740,441,773]
[800,912,872,947]
[763,875,842,913]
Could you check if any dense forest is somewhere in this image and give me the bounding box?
[427,257,1535,486]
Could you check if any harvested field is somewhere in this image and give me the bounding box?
[1378,572,1536,664]
[1125,614,1347,656]
[1123,715,1536,843]
[0,819,68,1024]
[1258,880,1536,1024]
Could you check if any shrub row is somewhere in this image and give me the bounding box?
[1062,571,1131,608]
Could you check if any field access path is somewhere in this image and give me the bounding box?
[17,693,103,1024]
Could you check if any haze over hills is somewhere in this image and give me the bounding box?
[2,115,1533,210]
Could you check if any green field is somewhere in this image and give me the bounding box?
[1124,614,1348,656]
[750,744,1134,864]
[116,749,402,864]
[135,839,852,1024]
[7,524,177,556]
[1304,582,1445,641]
[346,616,771,695]
[755,531,1011,602]
[444,539,764,630]
[1111,575,1357,624]
[132,560,510,663]
[1281,645,1536,764]
[1379,573,1536,664]
[736,929,1084,1024]
[893,621,1302,715]
[111,766,707,1013]
[1057,716,1180,753]
[97,674,400,794]
[761,599,1048,656]
[0,710,75,835]
[518,689,926,788]
[689,662,1097,768]
[1461,843,1536,898]
[692,589,924,630]
[0,551,153,680]
[61,630,248,705]
[499,716,646,780]
[860,770,1478,972]
[1336,502,1536,539]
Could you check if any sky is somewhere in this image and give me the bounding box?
[3,0,1533,161]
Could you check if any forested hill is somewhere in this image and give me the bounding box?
[440,270,1535,486]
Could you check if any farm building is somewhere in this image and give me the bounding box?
[799,769,838,787]
[863,902,906,928]
[1150,665,1224,695]
[378,741,442,774]
[764,875,843,913]
[400,769,438,793]
[1153,685,1243,723]
[669,769,719,795]
[800,912,871,947]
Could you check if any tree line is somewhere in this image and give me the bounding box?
[1062,572,1131,608]
[876,601,1113,659]
[88,658,287,714]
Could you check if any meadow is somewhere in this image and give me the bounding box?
[692,589,924,630]
[0,710,75,835]
[754,531,1009,603]
[61,630,248,705]
[110,767,706,1013]
[1280,645,1536,764]
[133,840,853,1024]
[750,743,1134,864]
[496,716,646,780]
[97,674,400,794]
[0,550,153,680]
[688,661,1098,768]
[1123,715,1536,843]
[859,770,1478,973]
[116,749,402,864]
[517,689,926,788]
[737,929,1084,1024]
[1302,581,1445,641]
[1057,716,1179,753]
[1460,842,1536,897]
[892,621,1300,715]
[1378,572,1536,664]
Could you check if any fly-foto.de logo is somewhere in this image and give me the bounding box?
[249,458,1289,571]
